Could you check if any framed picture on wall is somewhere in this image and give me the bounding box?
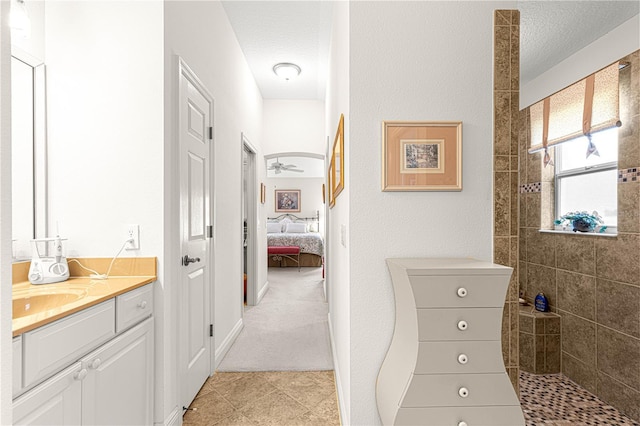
[328,160,335,209]
[260,183,266,204]
[332,114,345,199]
[275,189,301,212]
[382,121,462,191]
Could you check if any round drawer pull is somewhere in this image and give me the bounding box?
[457,354,468,364]
[74,369,88,381]
[138,301,147,309]
[457,320,468,331]
[457,287,468,298]
[458,422,468,426]
[90,358,102,369]
[458,387,469,398]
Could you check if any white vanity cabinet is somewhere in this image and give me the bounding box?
[377,259,525,426]
[13,283,154,426]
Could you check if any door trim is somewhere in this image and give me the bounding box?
[177,57,215,410]
[242,135,258,307]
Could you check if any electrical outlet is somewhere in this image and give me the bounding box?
[126,224,140,250]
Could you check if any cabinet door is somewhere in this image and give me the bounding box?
[81,317,154,426]
[13,336,22,397]
[13,362,82,426]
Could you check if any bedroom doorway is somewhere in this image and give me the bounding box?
[242,135,258,307]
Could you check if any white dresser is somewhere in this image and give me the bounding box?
[377,258,525,426]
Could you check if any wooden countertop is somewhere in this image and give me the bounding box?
[12,257,156,337]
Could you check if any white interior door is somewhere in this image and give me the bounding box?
[178,59,214,409]
[242,137,258,306]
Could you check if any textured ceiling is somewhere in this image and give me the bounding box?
[221,1,639,100]
[221,1,333,100]
[519,0,639,85]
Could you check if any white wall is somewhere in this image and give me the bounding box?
[325,1,351,423]
[521,13,640,108]
[1,2,13,422]
[263,100,326,155]
[10,0,45,64]
[45,1,164,258]
[164,1,264,422]
[347,2,508,424]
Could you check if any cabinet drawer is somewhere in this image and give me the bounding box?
[116,284,153,333]
[23,300,115,388]
[395,405,524,426]
[417,308,502,341]
[415,341,504,374]
[410,275,508,308]
[401,373,519,408]
[13,336,22,397]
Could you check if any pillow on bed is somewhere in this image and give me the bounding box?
[280,217,292,224]
[267,222,283,233]
[285,222,307,233]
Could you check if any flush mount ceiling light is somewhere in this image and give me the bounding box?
[273,63,301,80]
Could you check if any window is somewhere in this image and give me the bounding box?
[555,128,618,227]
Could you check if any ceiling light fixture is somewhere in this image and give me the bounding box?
[273,63,301,81]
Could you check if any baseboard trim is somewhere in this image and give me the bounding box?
[157,405,182,426]
[257,280,270,304]
[327,313,349,426]
[214,318,244,368]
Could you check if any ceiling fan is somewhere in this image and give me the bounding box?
[267,158,304,174]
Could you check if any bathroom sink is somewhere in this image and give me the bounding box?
[13,289,87,319]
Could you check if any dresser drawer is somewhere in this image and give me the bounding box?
[116,284,153,333]
[400,373,519,408]
[417,308,502,341]
[410,275,508,308]
[415,341,504,374]
[23,300,115,388]
[395,405,525,426]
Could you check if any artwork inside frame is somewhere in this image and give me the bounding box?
[382,121,462,191]
[260,182,266,204]
[275,189,301,212]
[332,114,345,199]
[322,183,326,204]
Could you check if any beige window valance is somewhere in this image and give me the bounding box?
[529,61,621,155]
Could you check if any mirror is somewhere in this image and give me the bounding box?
[11,54,47,261]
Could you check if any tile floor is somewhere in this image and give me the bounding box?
[183,370,341,426]
[520,371,640,425]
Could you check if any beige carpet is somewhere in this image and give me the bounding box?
[217,267,333,371]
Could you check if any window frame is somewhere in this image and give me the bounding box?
[554,141,618,232]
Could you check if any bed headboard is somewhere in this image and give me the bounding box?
[267,211,319,223]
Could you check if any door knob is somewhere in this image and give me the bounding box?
[182,255,201,266]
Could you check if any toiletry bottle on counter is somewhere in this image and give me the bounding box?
[535,292,549,312]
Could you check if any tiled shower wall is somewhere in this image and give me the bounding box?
[519,50,640,422]
[493,9,520,394]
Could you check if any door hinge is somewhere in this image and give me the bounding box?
[208,127,213,140]
[209,324,213,337]
[206,225,213,239]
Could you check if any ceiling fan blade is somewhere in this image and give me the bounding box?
[283,164,296,168]
[287,168,304,172]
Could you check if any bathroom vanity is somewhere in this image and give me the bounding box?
[377,258,525,426]
[11,260,155,426]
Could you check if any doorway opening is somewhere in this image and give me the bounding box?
[242,136,258,307]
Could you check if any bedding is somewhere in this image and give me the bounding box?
[267,232,324,257]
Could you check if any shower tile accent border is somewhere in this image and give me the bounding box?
[619,167,640,183]
[520,182,541,193]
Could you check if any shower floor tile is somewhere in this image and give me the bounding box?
[520,371,639,425]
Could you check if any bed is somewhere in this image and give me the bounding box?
[267,213,324,267]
